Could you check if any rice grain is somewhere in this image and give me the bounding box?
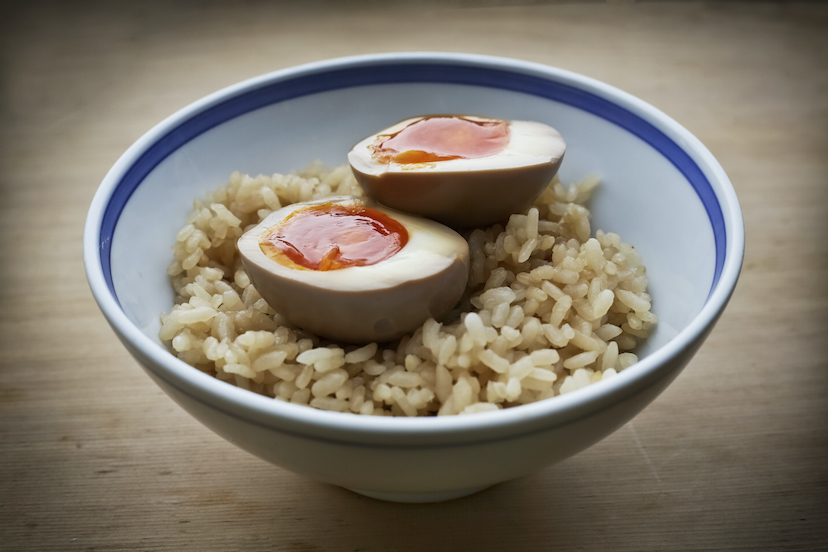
[159,163,656,416]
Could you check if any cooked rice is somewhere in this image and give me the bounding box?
[159,162,656,416]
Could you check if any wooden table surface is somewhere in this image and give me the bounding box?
[2,1,826,550]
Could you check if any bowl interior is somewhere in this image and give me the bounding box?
[102,57,728,399]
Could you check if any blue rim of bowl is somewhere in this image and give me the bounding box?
[98,60,726,301]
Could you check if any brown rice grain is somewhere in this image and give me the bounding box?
[159,164,656,416]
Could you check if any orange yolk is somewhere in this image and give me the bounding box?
[259,203,409,271]
[372,116,510,164]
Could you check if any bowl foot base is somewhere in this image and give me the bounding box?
[345,484,493,503]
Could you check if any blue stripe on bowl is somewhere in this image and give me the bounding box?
[100,62,726,298]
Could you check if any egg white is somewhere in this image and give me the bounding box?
[238,196,467,292]
[237,196,470,343]
[348,117,565,175]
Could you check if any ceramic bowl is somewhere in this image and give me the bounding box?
[84,52,744,503]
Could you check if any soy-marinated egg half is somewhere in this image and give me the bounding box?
[237,196,469,344]
[348,115,566,228]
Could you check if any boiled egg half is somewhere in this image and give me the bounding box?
[237,196,469,344]
[348,115,566,228]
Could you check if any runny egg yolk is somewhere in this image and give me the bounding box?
[372,116,511,164]
[259,202,409,271]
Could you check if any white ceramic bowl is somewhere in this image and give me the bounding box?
[84,52,744,503]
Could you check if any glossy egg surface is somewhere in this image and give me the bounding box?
[237,196,469,344]
[348,115,566,228]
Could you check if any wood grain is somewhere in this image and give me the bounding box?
[1,1,826,550]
